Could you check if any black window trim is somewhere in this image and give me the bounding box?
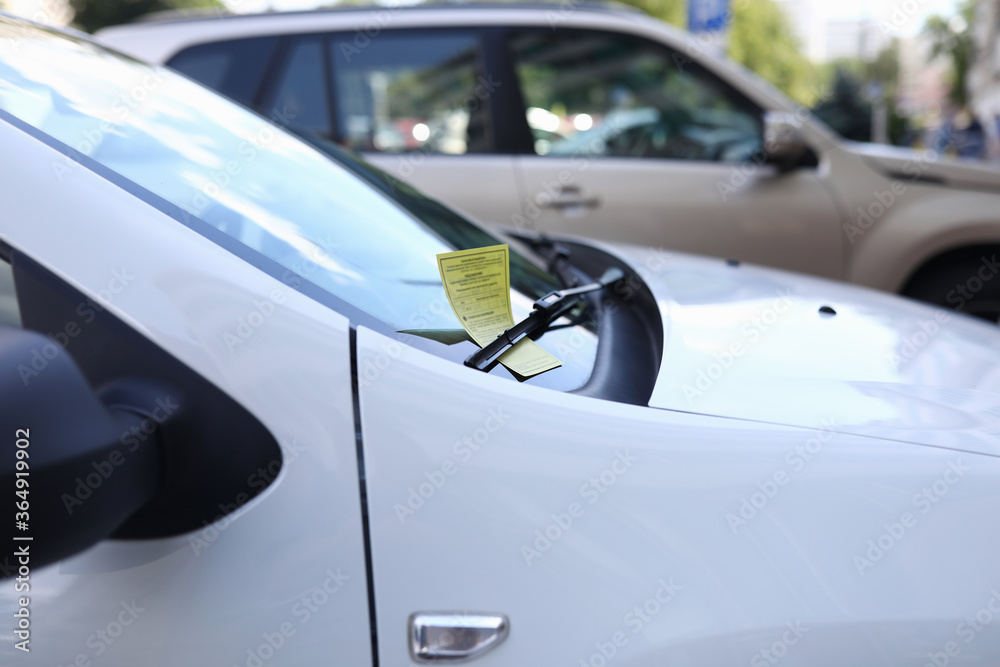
[252,34,292,110]
[256,33,336,140]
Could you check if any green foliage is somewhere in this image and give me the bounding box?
[617,0,817,106]
[69,0,223,33]
[811,47,911,146]
[728,0,816,105]
[817,40,900,103]
[615,0,686,27]
[922,0,975,107]
[812,66,871,141]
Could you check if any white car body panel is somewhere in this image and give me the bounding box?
[0,119,373,666]
[598,240,1000,455]
[357,326,1000,666]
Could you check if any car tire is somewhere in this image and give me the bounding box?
[902,248,1000,323]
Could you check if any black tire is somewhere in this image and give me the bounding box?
[902,249,1000,323]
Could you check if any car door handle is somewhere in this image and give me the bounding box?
[409,612,509,662]
[537,187,600,211]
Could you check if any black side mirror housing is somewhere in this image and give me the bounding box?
[0,326,163,570]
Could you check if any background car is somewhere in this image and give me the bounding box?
[97,3,1000,321]
[6,13,1000,667]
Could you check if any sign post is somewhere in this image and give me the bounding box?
[688,0,731,53]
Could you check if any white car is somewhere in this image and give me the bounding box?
[5,14,1000,667]
[97,3,1000,320]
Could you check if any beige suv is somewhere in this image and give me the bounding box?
[99,3,1000,319]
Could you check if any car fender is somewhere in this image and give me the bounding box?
[845,186,1000,293]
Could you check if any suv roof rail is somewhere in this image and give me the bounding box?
[125,1,646,27]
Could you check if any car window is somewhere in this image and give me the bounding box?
[263,36,332,138]
[329,31,491,154]
[166,36,279,108]
[508,29,762,162]
[0,19,596,391]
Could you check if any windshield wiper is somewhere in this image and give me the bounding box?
[522,235,582,289]
[465,267,625,372]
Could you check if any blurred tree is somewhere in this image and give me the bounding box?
[868,39,901,99]
[923,0,975,107]
[70,0,223,33]
[812,66,871,141]
[615,0,686,27]
[615,0,817,105]
[729,0,817,105]
[810,39,909,145]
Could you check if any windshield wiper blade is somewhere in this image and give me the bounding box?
[464,267,625,372]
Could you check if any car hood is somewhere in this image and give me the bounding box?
[600,241,1000,457]
[852,141,1000,192]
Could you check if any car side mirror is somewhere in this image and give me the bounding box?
[0,326,165,570]
[763,111,808,171]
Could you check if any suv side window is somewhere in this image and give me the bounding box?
[508,29,762,162]
[264,36,333,138]
[328,31,491,154]
[166,36,279,108]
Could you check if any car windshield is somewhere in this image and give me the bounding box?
[0,17,599,389]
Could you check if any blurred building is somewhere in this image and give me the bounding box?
[774,0,827,61]
[896,34,950,121]
[776,0,892,63]
[969,0,1000,158]
[825,19,891,61]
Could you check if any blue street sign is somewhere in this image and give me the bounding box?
[689,0,730,33]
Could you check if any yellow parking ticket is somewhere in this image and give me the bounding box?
[437,245,561,379]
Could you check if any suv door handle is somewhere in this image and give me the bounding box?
[537,186,600,211]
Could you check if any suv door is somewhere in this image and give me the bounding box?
[503,27,845,279]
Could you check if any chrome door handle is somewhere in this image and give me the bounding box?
[409,612,509,662]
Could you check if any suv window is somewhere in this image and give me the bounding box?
[264,36,333,138]
[329,31,491,154]
[508,29,762,162]
[166,36,279,108]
